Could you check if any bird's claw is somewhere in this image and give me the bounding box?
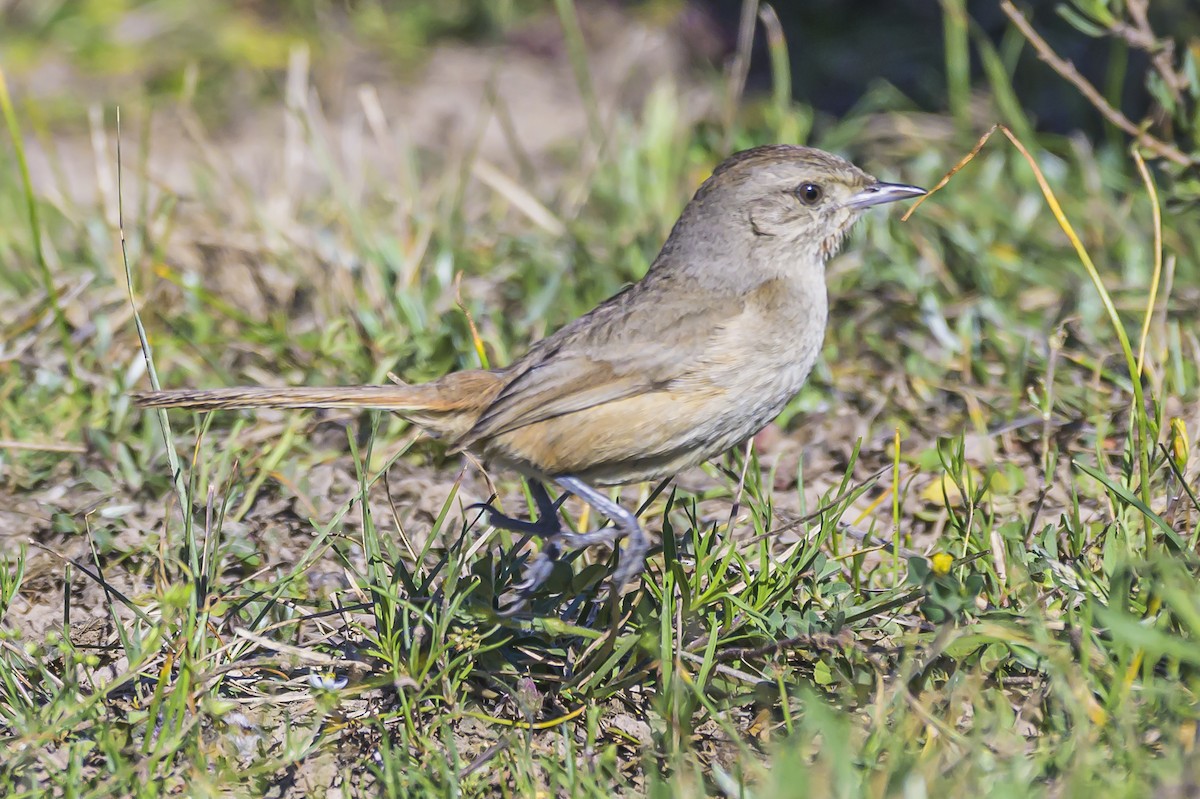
[496,540,563,616]
[513,548,559,596]
[609,536,650,588]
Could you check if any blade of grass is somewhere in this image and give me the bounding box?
[1073,460,1185,552]
[972,20,1035,144]
[1131,147,1163,376]
[759,4,802,144]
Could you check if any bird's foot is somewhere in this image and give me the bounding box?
[512,541,562,596]
[608,522,650,588]
[557,522,649,589]
[478,478,653,608]
[553,477,651,593]
[471,483,572,610]
[494,537,565,616]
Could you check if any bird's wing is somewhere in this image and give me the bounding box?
[454,283,744,449]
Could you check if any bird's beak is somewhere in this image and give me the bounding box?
[846,181,927,210]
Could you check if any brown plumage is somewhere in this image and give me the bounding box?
[134,144,924,598]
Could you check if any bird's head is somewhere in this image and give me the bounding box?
[663,145,925,283]
[714,144,923,255]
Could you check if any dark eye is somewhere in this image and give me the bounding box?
[796,182,823,204]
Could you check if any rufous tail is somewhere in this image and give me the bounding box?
[132,371,506,442]
[132,385,435,411]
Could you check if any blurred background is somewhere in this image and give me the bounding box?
[3,0,1199,129]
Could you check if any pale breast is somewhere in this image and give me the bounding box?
[665,275,827,447]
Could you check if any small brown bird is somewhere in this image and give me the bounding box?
[135,145,924,597]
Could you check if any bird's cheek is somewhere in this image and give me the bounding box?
[830,209,857,236]
[748,200,798,237]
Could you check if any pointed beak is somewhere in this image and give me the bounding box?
[846,181,927,210]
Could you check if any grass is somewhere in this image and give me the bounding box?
[2,2,1200,797]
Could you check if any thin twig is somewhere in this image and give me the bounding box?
[1120,0,1187,102]
[999,0,1192,167]
[197,655,370,686]
[677,650,767,685]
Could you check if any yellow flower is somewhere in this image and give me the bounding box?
[1169,418,1190,472]
[931,553,954,576]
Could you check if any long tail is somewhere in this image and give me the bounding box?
[133,369,506,417]
[132,385,435,411]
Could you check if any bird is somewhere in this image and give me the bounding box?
[134,144,925,599]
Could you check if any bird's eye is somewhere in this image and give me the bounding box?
[796,182,823,205]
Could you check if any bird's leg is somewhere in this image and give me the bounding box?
[472,482,571,598]
[477,478,649,597]
[554,476,649,588]
[470,481,565,538]
[514,481,572,596]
